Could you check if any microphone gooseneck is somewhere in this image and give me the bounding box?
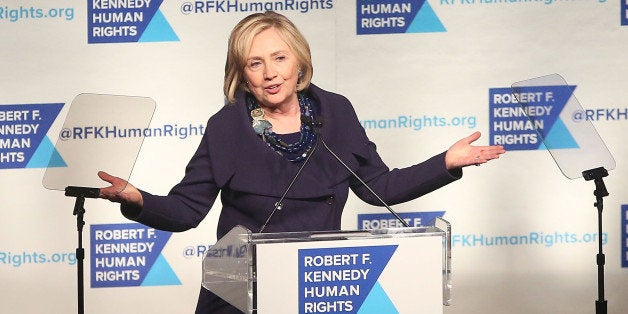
[258,121,319,233]
[301,116,410,228]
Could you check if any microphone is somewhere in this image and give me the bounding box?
[258,123,319,233]
[300,115,410,228]
[300,115,323,128]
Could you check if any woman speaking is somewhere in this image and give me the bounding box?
[97,11,505,313]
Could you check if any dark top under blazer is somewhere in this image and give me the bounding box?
[121,84,462,313]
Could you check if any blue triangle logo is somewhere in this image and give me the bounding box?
[536,118,578,150]
[357,282,399,314]
[139,10,179,42]
[407,1,446,33]
[141,254,181,286]
[26,136,67,168]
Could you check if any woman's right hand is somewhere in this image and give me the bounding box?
[98,171,143,207]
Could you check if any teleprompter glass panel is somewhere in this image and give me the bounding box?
[43,93,155,191]
[512,74,615,179]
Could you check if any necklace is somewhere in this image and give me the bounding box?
[246,93,318,162]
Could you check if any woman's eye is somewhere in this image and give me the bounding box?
[248,60,261,68]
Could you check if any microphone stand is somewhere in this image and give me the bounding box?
[582,167,609,314]
[319,138,409,227]
[64,186,100,314]
[303,115,409,227]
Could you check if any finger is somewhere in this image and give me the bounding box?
[464,131,481,144]
[484,150,505,161]
[99,187,115,199]
[98,171,117,183]
[490,145,506,153]
[478,145,506,154]
[97,171,125,198]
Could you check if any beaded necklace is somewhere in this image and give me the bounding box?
[246,92,317,162]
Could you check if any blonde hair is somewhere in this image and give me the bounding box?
[224,11,313,103]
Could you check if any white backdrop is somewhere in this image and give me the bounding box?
[1,0,627,313]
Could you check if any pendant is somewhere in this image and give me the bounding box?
[251,108,272,135]
[252,119,272,135]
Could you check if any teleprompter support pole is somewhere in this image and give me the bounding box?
[582,167,609,314]
[73,196,85,314]
[65,186,100,314]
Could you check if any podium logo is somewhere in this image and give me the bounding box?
[357,0,445,35]
[0,103,65,169]
[298,245,398,314]
[488,86,578,151]
[90,223,181,287]
[88,0,179,44]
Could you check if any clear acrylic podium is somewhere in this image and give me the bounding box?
[202,218,452,314]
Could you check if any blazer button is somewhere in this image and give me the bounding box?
[326,196,335,205]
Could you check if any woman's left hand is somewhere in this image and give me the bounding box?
[445,131,506,169]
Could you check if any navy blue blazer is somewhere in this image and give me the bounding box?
[121,84,461,313]
[123,84,461,238]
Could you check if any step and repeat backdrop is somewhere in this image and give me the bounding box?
[2,0,628,313]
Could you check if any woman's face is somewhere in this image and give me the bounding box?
[244,27,300,110]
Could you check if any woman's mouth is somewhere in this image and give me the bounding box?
[265,84,281,94]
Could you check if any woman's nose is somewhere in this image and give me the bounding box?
[264,64,277,80]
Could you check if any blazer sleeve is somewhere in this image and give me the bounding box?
[120,124,221,232]
[337,99,462,205]
[351,148,462,205]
